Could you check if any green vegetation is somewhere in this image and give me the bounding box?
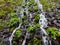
[40,0,55,11]
[34,14,40,23]
[0,40,2,45]
[0,20,9,32]
[13,41,17,45]
[27,23,40,32]
[46,27,60,39]
[25,0,38,12]
[33,37,39,45]
[10,27,15,32]
[10,18,19,26]
[15,29,21,38]
[27,25,35,32]
[0,0,23,31]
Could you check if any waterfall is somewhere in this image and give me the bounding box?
[8,0,52,45]
[35,0,51,45]
[22,31,29,45]
[9,14,22,45]
[9,6,23,45]
[22,0,29,45]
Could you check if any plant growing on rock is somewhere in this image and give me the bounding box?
[10,12,19,26]
[27,25,35,32]
[33,37,39,45]
[34,14,40,23]
[46,27,60,39]
[10,18,19,26]
[40,0,55,11]
[15,29,21,38]
[27,23,40,32]
[0,40,2,45]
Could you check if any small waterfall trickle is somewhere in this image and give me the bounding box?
[8,0,52,45]
[9,14,22,45]
[22,31,29,45]
[35,0,51,45]
[9,6,23,45]
[22,0,29,45]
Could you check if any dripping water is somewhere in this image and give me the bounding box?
[22,0,29,45]
[35,0,52,45]
[9,6,23,45]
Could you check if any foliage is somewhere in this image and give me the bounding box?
[10,13,17,18]
[13,41,17,45]
[33,37,39,45]
[0,40,2,45]
[34,14,40,23]
[22,16,26,20]
[46,27,60,39]
[10,27,15,32]
[27,23,40,32]
[34,23,40,28]
[10,12,19,26]
[10,18,19,26]
[27,25,35,32]
[26,0,38,12]
[0,0,21,31]
[40,0,55,11]
[15,29,21,38]
[0,20,10,31]
[33,4,38,11]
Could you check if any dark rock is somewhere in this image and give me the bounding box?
[57,20,60,23]
[48,12,55,17]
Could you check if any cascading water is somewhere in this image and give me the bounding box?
[9,6,23,45]
[22,0,29,45]
[35,0,51,45]
[9,0,52,45]
[9,14,22,45]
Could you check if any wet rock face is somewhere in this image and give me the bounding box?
[3,40,10,45]
[0,28,11,39]
[46,3,60,28]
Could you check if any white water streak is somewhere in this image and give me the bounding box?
[35,0,51,45]
[22,31,29,45]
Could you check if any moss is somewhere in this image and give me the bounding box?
[13,41,17,45]
[10,27,15,32]
[40,0,55,11]
[34,14,40,23]
[46,27,60,39]
[27,25,35,32]
[10,18,19,26]
[10,13,17,18]
[33,5,38,11]
[0,40,2,45]
[0,20,10,32]
[15,29,21,38]
[33,37,39,45]
[27,24,40,32]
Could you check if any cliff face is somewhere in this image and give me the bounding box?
[0,0,60,45]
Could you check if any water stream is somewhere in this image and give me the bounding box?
[9,6,23,45]
[9,0,52,45]
[35,0,51,45]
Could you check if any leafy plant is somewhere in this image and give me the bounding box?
[10,13,17,18]
[34,14,40,23]
[10,18,19,26]
[15,29,21,38]
[46,27,60,39]
[40,0,55,11]
[27,23,40,32]
[27,25,35,32]
[10,27,15,32]
[33,5,38,11]
[33,37,39,45]
[0,40,2,45]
